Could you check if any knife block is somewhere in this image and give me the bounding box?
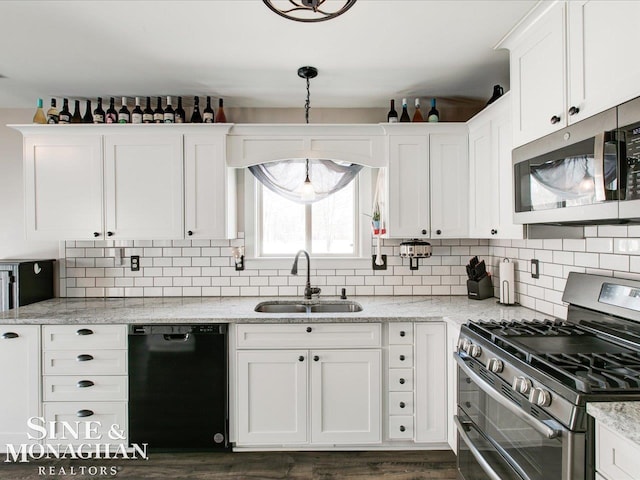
[467,276,493,300]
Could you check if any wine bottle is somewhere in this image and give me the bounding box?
[93,97,105,124]
[412,98,424,122]
[174,97,185,123]
[399,98,410,122]
[33,98,46,124]
[190,96,202,123]
[427,98,439,123]
[71,100,82,123]
[143,97,153,124]
[118,97,130,124]
[131,97,143,124]
[215,98,227,123]
[58,98,71,124]
[83,100,93,123]
[47,99,59,124]
[387,99,398,123]
[203,96,214,123]
[105,97,117,124]
[163,96,175,123]
[153,97,164,123]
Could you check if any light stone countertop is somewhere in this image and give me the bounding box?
[588,402,640,447]
[0,295,542,325]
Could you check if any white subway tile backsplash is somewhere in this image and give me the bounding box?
[574,252,599,268]
[600,254,629,272]
[614,238,640,255]
[586,238,613,253]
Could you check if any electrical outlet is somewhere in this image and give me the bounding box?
[372,254,387,270]
[131,255,140,272]
[531,259,539,279]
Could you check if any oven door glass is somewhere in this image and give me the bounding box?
[514,133,618,213]
[458,366,564,480]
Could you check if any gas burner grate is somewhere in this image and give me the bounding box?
[532,351,640,393]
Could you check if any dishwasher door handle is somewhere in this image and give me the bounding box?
[163,333,190,341]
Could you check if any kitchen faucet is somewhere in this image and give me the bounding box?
[291,249,321,300]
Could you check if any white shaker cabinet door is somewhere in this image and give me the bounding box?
[24,135,103,240]
[310,349,381,445]
[0,325,40,450]
[430,131,469,239]
[414,322,447,444]
[510,1,566,147]
[568,0,640,124]
[103,134,183,240]
[386,135,430,238]
[236,350,308,445]
[468,122,497,237]
[184,134,236,239]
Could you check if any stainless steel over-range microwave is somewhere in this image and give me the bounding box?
[513,96,640,224]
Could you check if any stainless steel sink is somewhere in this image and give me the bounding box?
[254,300,363,313]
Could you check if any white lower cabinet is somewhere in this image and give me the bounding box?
[0,325,40,449]
[234,323,382,447]
[595,420,640,480]
[42,324,128,446]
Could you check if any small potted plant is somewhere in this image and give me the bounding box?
[372,204,381,233]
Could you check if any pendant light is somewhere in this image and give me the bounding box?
[263,0,357,23]
[298,66,317,202]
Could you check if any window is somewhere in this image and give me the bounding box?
[259,178,358,256]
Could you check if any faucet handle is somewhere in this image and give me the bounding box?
[311,287,322,297]
[340,288,347,300]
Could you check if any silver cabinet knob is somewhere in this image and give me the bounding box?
[486,358,504,373]
[512,376,532,395]
[468,344,482,358]
[529,387,552,407]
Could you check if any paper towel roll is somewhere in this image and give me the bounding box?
[499,258,515,305]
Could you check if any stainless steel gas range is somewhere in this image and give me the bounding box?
[454,272,640,480]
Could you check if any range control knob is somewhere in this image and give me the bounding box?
[529,387,552,407]
[512,376,533,395]
[486,358,504,373]
[457,338,471,353]
[468,344,482,358]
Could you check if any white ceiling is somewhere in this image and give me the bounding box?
[0,0,536,109]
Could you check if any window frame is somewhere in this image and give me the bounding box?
[243,167,373,269]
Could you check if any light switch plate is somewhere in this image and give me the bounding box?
[531,259,539,279]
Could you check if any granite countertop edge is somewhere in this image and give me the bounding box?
[587,402,640,447]
[0,295,543,325]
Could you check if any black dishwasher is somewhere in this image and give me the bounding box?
[128,324,229,451]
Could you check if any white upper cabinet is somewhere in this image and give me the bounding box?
[468,94,524,239]
[23,134,103,240]
[430,128,468,239]
[104,134,183,239]
[386,132,430,238]
[184,133,236,239]
[506,1,566,147]
[567,1,640,124]
[502,0,640,147]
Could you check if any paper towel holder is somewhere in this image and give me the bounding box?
[497,258,520,306]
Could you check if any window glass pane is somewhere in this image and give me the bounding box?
[261,186,305,255]
[311,181,355,254]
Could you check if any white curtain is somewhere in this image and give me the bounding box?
[249,159,363,204]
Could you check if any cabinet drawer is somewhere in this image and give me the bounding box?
[43,350,127,375]
[389,345,413,368]
[388,415,414,440]
[43,402,127,445]
[389,392,414,416]
[596,421,640,480]
[236,323,381,349]
[43,375,127,402]
[43,325,127,350]
[388,323,413,345]
[388,368,413,392]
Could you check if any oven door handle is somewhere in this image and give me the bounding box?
[456,354,563,439]
[455,415,527,480]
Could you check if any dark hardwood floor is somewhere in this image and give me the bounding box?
[1,450,457,479]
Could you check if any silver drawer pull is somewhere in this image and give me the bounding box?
[2,332,19,339]
[77,409,94,418]
[76,328,94,336]
[77,380,95,388]
[76,354,94,362]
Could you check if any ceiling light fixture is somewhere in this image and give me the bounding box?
[263,0,357,23]
[298,66,317,202]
